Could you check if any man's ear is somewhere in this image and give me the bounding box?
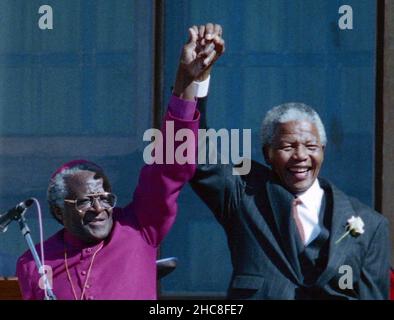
[263,145,273,165]
[52,206,64,223]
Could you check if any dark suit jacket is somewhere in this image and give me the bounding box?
[190,160,390,299]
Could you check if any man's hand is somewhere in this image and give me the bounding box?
[173,23,225,99]
[183,23,225,80]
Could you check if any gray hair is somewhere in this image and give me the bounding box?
[47,161,110,222]
[261,102,327,147]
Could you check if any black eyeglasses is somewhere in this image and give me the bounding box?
[64,192,117,213]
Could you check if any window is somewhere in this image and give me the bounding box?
[0,0,153,277]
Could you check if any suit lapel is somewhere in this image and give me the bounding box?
[316,179,355,286]
[266,179,303,282]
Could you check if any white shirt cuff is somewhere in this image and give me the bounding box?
[192,75,210,98]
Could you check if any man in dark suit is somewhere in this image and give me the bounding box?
[190,24,390,300]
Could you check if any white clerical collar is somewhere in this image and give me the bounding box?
[296,179,324,214]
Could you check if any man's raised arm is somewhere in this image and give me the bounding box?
[130,24,225,246]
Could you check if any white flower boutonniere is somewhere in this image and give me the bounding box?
[335,216,365,244]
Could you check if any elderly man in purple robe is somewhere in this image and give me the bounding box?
[16,23,225,300]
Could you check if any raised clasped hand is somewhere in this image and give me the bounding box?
[180,23,225,81]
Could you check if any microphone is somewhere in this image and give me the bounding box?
[0,199,34,232]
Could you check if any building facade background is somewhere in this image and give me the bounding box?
[0,0,391,299]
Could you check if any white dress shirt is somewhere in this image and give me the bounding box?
[296,179,324,246]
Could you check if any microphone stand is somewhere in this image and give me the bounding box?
[16,210,56,300]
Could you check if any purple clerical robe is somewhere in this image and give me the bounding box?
[16,95,198,300]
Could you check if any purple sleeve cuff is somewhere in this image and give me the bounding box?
[168,95,197,121]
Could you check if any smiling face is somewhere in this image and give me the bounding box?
[265,120,325,194]
[57,170,114,244]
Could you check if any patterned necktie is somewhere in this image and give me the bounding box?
[292,197,305,244]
